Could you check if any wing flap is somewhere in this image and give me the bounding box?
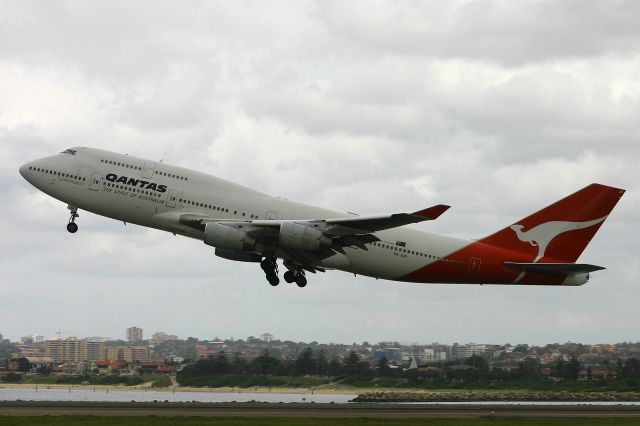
[504,262,605,275]
[324,204,450,235]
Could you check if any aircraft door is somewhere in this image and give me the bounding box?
[468,257,481,276]
[265,210,278,220]
[89,172,101,191]
[142,160,156,179]
[166,189,179,208]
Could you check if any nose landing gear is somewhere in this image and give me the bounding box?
[66,205,79,233]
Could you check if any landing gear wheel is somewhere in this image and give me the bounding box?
[295,275,308,288]
[261,257,280,286]
[260,259,271,272]
[283,270,295,283]
[67,205,79,233]
[267,273,280,286]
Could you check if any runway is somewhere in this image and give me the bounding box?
[2,401,640,418]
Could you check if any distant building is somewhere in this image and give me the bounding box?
[20,336,34,344]
[151,332,179,342]
[196,345,218,359]
[260,333,274,343]
[33,335,44,343]
[45,338,106,362]
[107,346,151,362]
[127,327,143,342]
[15,357,53,373]
[454,343,488,359]
[373,348,402,364]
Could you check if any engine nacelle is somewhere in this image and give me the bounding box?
[215,248,261,263]
[279,222,331,252]
[204,222,256,251]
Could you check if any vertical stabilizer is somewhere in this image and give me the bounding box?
[481,183,625,263]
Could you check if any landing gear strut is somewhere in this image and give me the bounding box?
[66,205,79,233]
[260,257,280,286]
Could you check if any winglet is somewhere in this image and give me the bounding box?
[412,204,450,220]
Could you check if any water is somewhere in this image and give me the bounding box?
[0,387,355,404]
[2,387,639,406]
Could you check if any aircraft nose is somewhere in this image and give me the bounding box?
[19,162,29,178]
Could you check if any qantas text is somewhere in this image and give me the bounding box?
[105,173,167,193]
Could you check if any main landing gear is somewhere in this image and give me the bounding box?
[261,258,308,288]
[66,205,79,233]
[260,257,280,286]
[284,269,307,288]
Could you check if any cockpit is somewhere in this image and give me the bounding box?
[61,148,77,155]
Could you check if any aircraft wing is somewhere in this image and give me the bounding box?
[178,204,450,237]
[174,205,449,270]
[321,204,450,236]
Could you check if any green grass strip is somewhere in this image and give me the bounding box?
[2,416,640,426]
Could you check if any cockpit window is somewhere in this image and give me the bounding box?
[61,149,77,155]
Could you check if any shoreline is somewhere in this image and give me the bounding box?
[0,383,359,395]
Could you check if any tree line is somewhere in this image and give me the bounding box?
[177,347,640,390]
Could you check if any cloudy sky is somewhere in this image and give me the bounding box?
[1,0,639,346]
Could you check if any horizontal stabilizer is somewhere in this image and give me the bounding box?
[504,262,605,276]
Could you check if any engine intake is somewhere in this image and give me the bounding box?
[279,222,331,252]
[204,222,256,251]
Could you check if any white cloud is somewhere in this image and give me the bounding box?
[0,0,638,345]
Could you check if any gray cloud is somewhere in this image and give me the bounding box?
[0,0,638,345]
[314,0,640,65]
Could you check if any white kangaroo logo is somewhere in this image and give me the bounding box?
[510,216,607,263]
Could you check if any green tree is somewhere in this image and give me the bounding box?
[231,352,247,374]
[212,351,230,374]
[517,358,540,379]
[249,350,281,375]
[316,350,329,377]
[295,347,315,376]
[376,356,391,377]
[622,358,640,379]
[17,358,30,373]
[328,357,342,376]
[554,359,565,378]
[2,372,21,382]
[564,357,580,380]
[343,351,362,377]
[343,351,372,378]
[513,345,529,354]
[464,355,489,373]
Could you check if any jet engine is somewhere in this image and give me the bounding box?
[279,222,331,252]
[204,222,256,251]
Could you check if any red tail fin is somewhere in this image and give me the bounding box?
[481,183,625,263]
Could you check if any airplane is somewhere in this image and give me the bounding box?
[19,147,625,288]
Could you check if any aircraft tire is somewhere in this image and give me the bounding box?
[295,276,307,288]
[67,222,78,233]
[267,273,280,286]
[283,271,295,283]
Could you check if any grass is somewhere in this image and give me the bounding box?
[2,418,640,426]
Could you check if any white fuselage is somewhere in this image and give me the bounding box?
[19,147,470,282]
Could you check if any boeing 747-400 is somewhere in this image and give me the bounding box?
[19,147,625,288]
